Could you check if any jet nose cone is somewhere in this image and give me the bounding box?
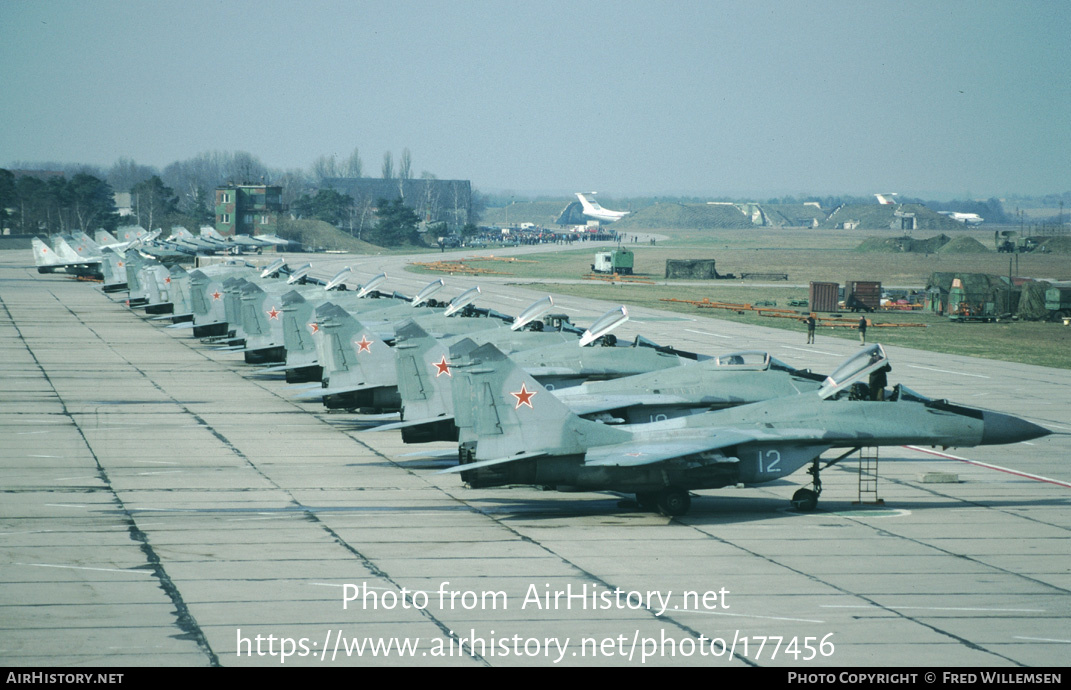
[980,411,1052,445]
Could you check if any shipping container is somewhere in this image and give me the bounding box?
[809,281,840,312]
[845,280,881,311]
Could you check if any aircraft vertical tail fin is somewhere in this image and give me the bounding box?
[450,341,628,460]
[96,229,120,246]
[72,231,102,253]
[281,291,317,357]
[238,283,269,336]
[315,305,394,388]
[32,238,59,268]
[166,265,191,313]
[53,236,85,262]
[100,249,128,289]
[394,320,454,421]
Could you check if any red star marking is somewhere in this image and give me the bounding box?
[42,248,48,253]
[164,276,171,284]
[308,322,319,334]
[266,306,281,320]
[117,261,123,267]
[355,335,372,353]
[432,355,451,377]
[511,383,536,409]
[212,291,222,300]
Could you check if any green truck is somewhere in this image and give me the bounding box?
[592,249,634,275]
[1045,286,1071,322]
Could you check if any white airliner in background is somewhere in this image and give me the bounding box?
[576,192,629,223]
[939,211,984,225]
[875,192,983,224]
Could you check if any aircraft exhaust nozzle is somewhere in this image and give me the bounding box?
[980,411,1052,446]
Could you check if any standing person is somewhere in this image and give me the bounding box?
[858,316,868,344]
[869,364,891,401]
[805,314,816,344]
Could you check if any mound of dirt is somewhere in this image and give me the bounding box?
[855,234,950,253]
[274,218,383,252]
[614,203,753,230]
[936,236,990,253]
[1035,236,1071,254]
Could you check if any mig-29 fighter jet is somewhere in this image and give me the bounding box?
[301,293,563,411]
[439,343,1051,517]
[375,322,825,443]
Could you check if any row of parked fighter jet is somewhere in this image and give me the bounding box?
[36,236,1052,517]
[31,226,290,282]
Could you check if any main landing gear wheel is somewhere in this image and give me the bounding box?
[635,492,659,510]
[791,488,819,512]
[657,488,691,517]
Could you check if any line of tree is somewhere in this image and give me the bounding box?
[6,147,484,237]
[0,169,121,235]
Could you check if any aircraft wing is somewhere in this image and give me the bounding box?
[520,366,578,377]
[366,415,454,432]
[557,392,695,416]
[584,426,833,467]
[582,431,756,467]
[436,451,551,474]
[435,430,757,475]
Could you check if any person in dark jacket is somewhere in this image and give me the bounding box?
[869,364,891,401]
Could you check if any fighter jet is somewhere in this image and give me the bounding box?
[31,235,106,279]
[440,343,1051,516]
[201,226,280,252]
[300,294,565,411]
[375,323,813,443]
[164,227,235,255]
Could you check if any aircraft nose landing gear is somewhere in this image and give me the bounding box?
[791,487,819,512]
[791,459,823,512]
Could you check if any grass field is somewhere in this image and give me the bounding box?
[424,227,1070,286]
[410,226,1071,368]
[511,281,1071,369]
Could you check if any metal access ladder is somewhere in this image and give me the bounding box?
[854,446,885,505]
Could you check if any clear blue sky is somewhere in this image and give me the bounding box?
[2,0,1068,198]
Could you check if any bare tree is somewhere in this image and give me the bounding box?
[420,178,441,226]
[451,181,470,228]
[311,154,339,183]
[381,151,393,180]
[107,158,158,192]
[399,148,412,180]
[275,169,312,206]
[344,148,363,178]
[228,151,269,184]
